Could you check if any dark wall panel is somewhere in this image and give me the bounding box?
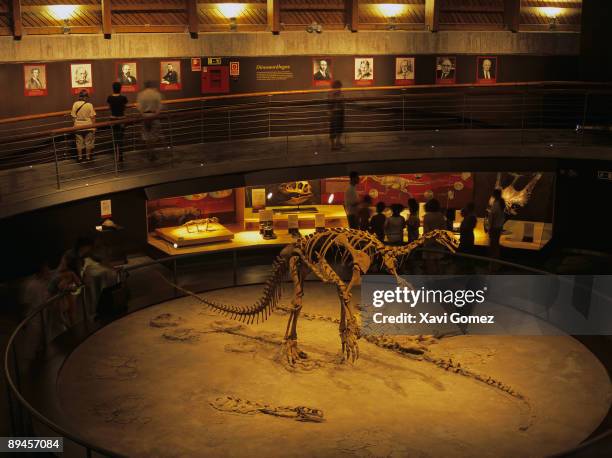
[0,54,580,118]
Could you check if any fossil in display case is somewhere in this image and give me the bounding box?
[182,217,219,233]
[167,228,458,366]
[278,181,314,205]
[493,172,543,215]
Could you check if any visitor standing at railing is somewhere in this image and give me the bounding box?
[486,189,506,267]
[459,203,477,254]
[107,82,128,163]
[344,171,360,229]
[406,198,420,243]
[384,203,407,246]
[137,81,163,161]
[70,90,96,162]
[423,199,447,274]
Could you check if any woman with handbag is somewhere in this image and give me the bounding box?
[71,90,96,162]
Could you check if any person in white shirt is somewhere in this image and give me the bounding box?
[71,90,96,162]
[344,172,360,229]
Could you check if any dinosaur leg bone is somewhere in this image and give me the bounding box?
[337,285,360,363]
[282,256,308,366]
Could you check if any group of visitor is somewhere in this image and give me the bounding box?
[69,82,163,163]
[344,172,506,271]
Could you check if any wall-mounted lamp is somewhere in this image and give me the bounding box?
[378,3,405,30]
[49,5,76,34]
[306,21,322,33]
[217,3,244,31]
[541,7,561,29]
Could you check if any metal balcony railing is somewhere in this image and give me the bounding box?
[0,82,611,211]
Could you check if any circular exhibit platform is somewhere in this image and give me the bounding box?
[57,283,611,458]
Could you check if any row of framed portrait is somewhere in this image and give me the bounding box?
[312,56,498,87]
[23,61,183,97]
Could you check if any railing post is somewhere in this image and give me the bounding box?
[172,258,178,298]
[52,136,61,190]
[520,91,526,147]
[110,122,118,176]
[200,100,205,144]
[228,110,232,141]
[581,91,589,146]
[402,93,405,131]
[167,114,175,167]
[268,95,272,137]
[232,250,238,286]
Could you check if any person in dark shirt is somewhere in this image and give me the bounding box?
[357,195,372,231]
[459,203,477,254]
[406,198,420,242]
[107,82,128,162]
[369,201,387,241]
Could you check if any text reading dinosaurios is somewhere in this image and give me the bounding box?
[164,228,458,366]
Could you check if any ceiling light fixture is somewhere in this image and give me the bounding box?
[541,7,561,29]
[49,5,76,33]
[378,4,405,30]
[217,3,244,31]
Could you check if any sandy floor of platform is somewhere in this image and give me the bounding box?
[57,283,611,458]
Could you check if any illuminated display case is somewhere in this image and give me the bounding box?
[146,172,554,254]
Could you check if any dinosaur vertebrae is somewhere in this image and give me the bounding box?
[167,255,288,325]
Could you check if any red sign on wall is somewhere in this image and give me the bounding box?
[229,61,240,77]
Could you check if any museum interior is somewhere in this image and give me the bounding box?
[0,0,611,457]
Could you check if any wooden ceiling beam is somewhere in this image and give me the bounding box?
[101,0,112,38]
[10,0,22,40]
[425,0,439,32]
[346,0,359,32]
[186,0,199,38]
[267,0,280,34]
[504,0,521,32]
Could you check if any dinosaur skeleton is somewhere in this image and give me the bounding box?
[169,228,458,366]
[492,172,543,215]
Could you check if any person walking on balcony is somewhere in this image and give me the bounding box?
[328,80,345,150]
[107,82,129,163]
[137,81,163,161]
[71,90,96,162]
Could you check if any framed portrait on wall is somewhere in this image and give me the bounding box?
[70,63,93,95]
[116,62,139,92]
[476,56,497,84]
[435,56,456,84]
[354,57,374,86]
[160,60,182,91]
[24,64,48,96]
[313,58,332,88]
[395,57,415,86]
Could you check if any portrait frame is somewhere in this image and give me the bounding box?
[435,56,457,84]
[23,64,48,97]
[476,56,498,84]
[115,61,139,93]
[312,57,332,88]
[394,57,415,86]
[70,62,93,95]
[354,57,374,86]
[160,60,182,91]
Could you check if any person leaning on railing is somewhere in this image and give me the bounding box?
[70,90,96,162]
[107,82,128,163]
[136,81,163,161]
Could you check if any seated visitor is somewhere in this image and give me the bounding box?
[406,198,420,242]
[369,201,387,241]
[384,203,406,245]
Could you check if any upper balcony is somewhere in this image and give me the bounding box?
[0,81,611,218]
